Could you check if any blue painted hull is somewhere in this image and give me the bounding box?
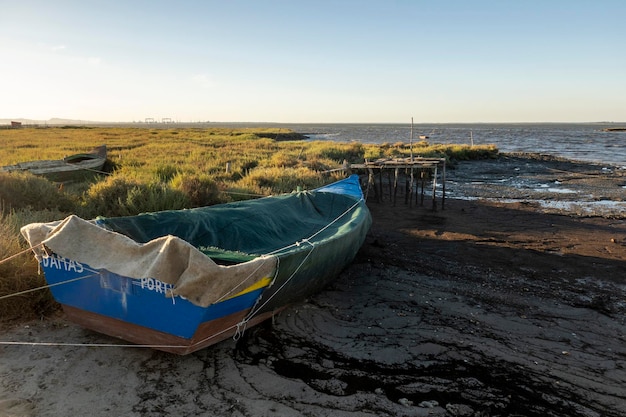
[41,254,264,339]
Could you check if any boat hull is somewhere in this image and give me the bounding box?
[39,253,272,353]
[62,305,280,355]
[1,145,107,182]
[25,175,371,354]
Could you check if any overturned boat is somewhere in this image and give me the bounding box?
[21,175,371,354]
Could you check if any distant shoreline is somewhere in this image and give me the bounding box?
[3,119,626,127]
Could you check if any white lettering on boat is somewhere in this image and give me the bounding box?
[41,254,182,300]
[41,253,84,273]
[140,277,174,295]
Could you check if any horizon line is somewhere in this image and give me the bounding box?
[2,118,625,125]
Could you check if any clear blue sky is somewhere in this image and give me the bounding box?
[1,1,624,123]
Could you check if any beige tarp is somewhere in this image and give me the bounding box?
[20,215,277,307]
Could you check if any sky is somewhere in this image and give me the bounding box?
[1,0,625,123]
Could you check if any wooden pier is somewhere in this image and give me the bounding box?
[350,157,447,210]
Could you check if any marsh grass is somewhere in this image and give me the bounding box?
[170,174,221,207]
[0,209,65,320]
[0,126,498,322]
[82,176,191,218]
[0,172,77,214]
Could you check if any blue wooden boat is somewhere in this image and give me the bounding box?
[21,175,371,354]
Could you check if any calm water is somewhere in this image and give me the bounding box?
[162,121,626,167]
[277,123,626,167]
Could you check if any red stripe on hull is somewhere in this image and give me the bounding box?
[62,305,283,354]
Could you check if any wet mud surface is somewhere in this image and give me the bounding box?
[228,154,626,416]
[1,154,625,416]
[446,153,626,217]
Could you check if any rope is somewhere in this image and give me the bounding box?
[265,197,363,256]
[0,241,102,302]
[76,166,111,176]
[234,197,363,332]
[220,190,268,198]
[0,341,182,349]
[0,243,42,266]
[247,242,316,319]
[0,272,100,301]
[0,319,242,351]
[211,256,274,304]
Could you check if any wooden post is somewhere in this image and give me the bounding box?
[367,168,379,202]
[387,169,393,202]
[432,164,438,211]
[419,169,425,206]
[393,167,399,206]
[378,167,384,202]
[409,166,414,208]
[410,117,414,162]
[441,160,446,210]
[404,170,410,205]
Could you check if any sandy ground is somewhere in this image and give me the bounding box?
[1,154,625,417]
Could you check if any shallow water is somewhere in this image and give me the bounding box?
[444,155,626,217]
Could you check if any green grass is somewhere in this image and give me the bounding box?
[0,126,498,322]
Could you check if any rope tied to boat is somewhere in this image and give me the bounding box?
[295,238,313,247]
[233,197,364,340]
[0,243,44,267]
[233,320,248,341]
[211,255,276,305]
[0,273,102,301]
[0,340,187,349]
[0,247,103,302]
[233,196,363,336]
[265,197,363,256]
[0,240,110,303]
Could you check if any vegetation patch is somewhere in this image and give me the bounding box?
[0,172,76,214]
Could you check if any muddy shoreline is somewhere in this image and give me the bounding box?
[1,153,625,416]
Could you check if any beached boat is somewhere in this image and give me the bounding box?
[1,145,107,181]
[21,175,371,354]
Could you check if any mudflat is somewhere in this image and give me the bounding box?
[1,154,625,417]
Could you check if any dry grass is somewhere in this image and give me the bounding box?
[0,209,65,321]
